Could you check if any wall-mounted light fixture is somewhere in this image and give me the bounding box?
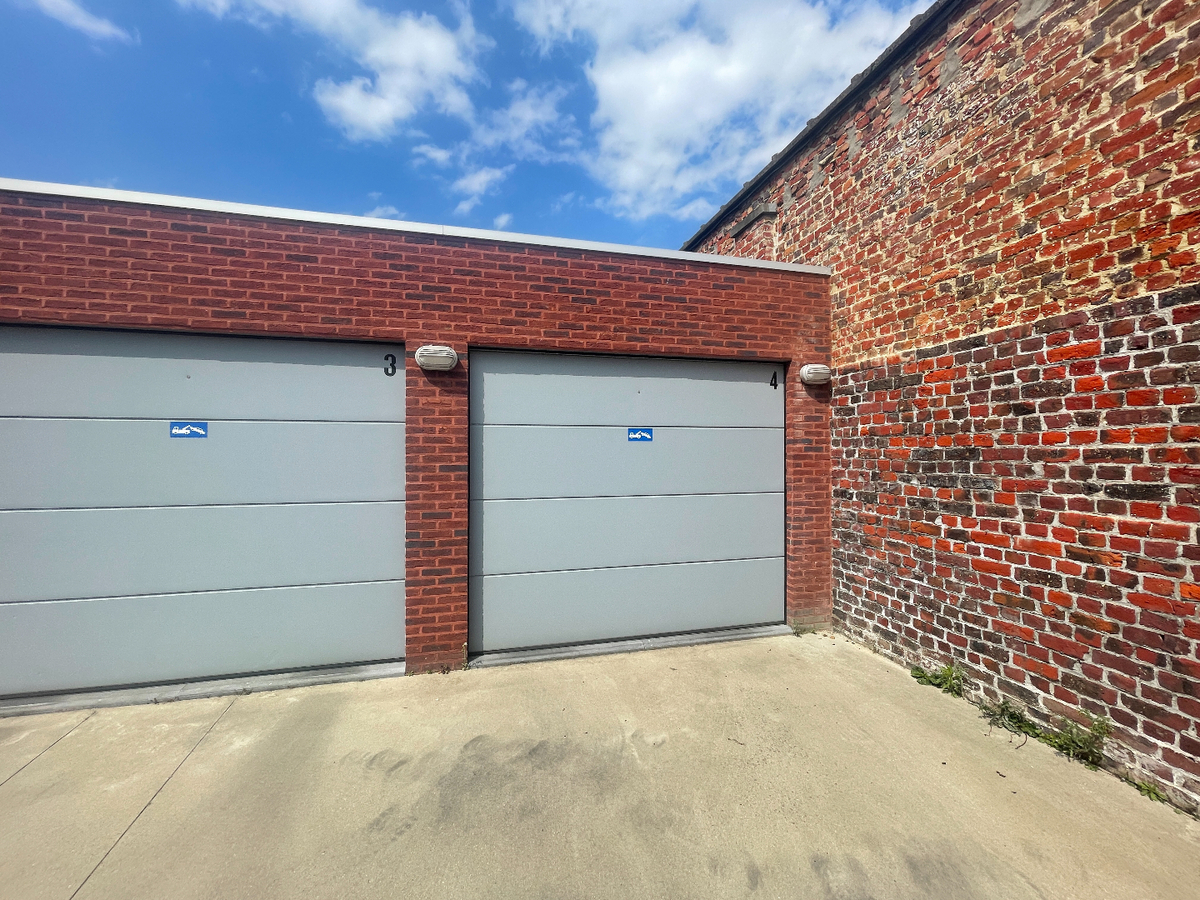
[799,363,832,386]
[414,345,459,371]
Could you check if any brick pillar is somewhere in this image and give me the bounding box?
[404,346,470,672]
[785,368,833,629]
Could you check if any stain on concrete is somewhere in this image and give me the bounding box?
[424,733,642,832]
[367,804,415,843]
[811,853,875,900]
[745,860,762,891]
[345,747,411,777]
[810,842,1052,900]
[626,795,681,835]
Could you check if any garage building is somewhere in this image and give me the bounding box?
[0,177,830,694]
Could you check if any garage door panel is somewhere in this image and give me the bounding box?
[0,326,407,695]
[1,502,405,603]
[0,328,404,422]
[469,425,783,499]
[468,558,784,652]
[471,493,784,575]
[470,353,784,427]
[0,581,405,696]
[0,420,405,509]
[469,350,785,652]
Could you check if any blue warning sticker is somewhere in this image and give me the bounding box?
[170,422,208,438]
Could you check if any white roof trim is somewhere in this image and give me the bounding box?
[0,178,830,277]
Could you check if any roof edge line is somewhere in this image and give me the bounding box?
[680,0,967,251]
[0,177,830,277]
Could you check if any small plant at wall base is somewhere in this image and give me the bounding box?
[1042,713,1112,769]
[911,663,966,697]
[979,698,1041,748]
[977,698,1111,769]
[1131,780,1170,804]
[914,673,1121,775]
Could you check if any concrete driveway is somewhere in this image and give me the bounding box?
[1,634,1196,900]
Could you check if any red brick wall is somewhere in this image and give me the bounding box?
[835,286,1199,805]
[0,190,830,672]
[691,0,1200,809]
[701,0,1199,367]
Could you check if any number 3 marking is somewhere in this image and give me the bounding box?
[384,353,397,376]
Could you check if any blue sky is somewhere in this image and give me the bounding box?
[2,0,928,248]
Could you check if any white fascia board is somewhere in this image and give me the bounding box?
[0,177,830,277]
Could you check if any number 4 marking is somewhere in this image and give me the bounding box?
[769,371,778,389]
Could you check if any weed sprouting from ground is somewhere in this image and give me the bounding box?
[1132,779,1170,803]
[911,663,966,697]
[979,698,1041,747]
[976,699,1111,767]
[1041,713,1112,769]
[907,659,1190,815]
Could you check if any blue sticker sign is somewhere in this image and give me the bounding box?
[170,421,208,438]
[627,428,653,442]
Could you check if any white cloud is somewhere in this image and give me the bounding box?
[451,164,514,214]
[176,0,927,223]
[493,212,512,229]
[364,204,403,219]
[452,165,512,195]
[511,0,927,219]
[472,79,578,162]
[179,0,486,140]
[413,143,454,166]
[30,0,134,42]
[405,78,576,194]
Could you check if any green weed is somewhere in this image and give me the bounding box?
[1132,780,1170,803]
[911,663,967,697]
[979,698,1041,747]
[1041,713,1111,769]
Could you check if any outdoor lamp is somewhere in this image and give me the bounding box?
[799,363,832,386]
[415,345,459,371]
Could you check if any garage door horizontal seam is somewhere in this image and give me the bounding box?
[477,556,785,578]
[0,578,407,605]
[1,500,405,513]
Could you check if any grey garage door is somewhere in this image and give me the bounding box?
[469,351,785,652]
[0,326,406,696]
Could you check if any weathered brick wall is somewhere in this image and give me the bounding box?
[701,0,1199,366]
[690,0,1200,808]
[835,286,1199,807]
[0,189,831,673]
